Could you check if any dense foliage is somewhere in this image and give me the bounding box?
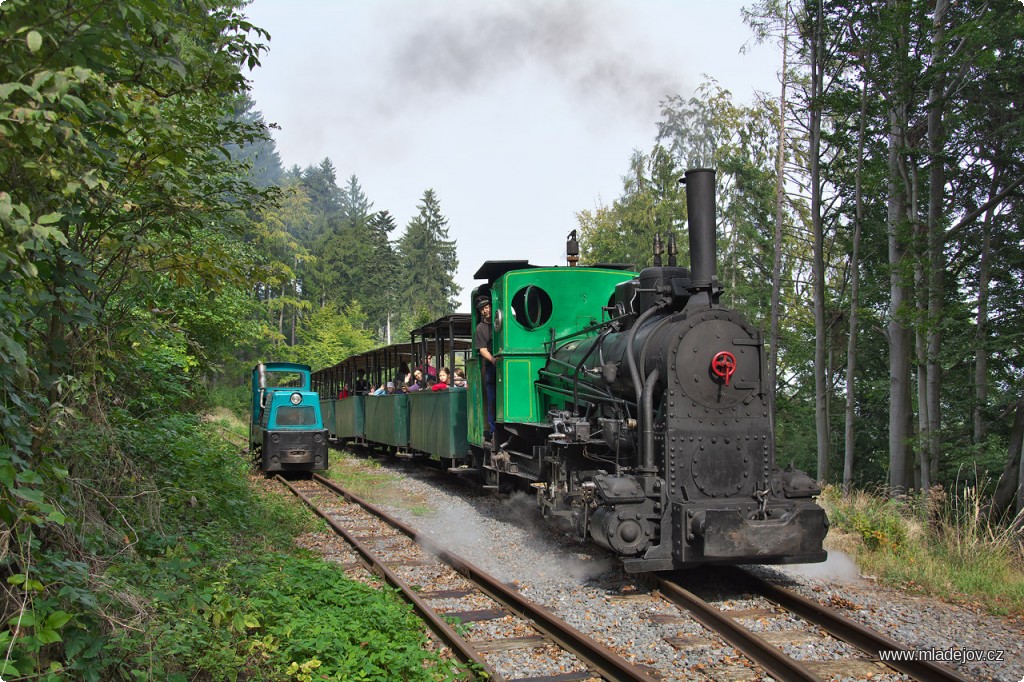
[251,162,462,368]
[0,1,467,678]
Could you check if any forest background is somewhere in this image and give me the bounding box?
[1,0,1023,679]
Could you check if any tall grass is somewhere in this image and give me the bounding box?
[819,484,1024,616]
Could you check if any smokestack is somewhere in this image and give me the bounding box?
[683,168,716,287]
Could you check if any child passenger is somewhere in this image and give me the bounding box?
[453,368,467,388]
[431,367,451,391]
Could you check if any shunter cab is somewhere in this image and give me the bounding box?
[249,362,328,473]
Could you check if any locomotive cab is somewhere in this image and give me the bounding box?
[250,362,328,473]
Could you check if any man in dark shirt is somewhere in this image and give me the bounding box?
[354,369,371,395]
[474,296,496,444]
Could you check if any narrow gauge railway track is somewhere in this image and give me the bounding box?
[640,569,971,682]
[326,444,974,681]
[277,473,659,682]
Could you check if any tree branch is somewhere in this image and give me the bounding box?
[944,175,1024,244]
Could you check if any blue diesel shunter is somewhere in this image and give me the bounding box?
[250,362,328,473]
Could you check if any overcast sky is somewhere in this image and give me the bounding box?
[243,0,781,309]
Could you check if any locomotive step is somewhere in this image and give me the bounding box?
[447,466,480,475]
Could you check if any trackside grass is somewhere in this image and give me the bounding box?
[819,485,1024,617]
[9,407,469,681]
[325,447,436,515]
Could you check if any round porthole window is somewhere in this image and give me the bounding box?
[511,285,553,330]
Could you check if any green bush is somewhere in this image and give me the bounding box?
[205,382,252,420]
[821,486,909,550]
[251,558,454,681]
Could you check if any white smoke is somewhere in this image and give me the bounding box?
[786,549,861,581]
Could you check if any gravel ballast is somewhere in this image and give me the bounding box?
[304,451,1024,682]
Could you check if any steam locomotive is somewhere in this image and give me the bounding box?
[311,168,828,572]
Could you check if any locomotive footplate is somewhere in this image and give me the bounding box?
[697,505,828,563]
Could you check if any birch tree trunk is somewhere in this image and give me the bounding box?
[992,398,1024,521]
[912,165,930,491]
[278,284,285,337]
[769,0,790,402]
[973,167,998,445]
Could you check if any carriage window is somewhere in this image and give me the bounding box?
[510,285,553,330]
[276,406,316,426]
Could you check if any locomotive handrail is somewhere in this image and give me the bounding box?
[542,314,627,351]
[535,370,623,406]
[570,326,612,416]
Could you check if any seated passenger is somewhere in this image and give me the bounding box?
[431,367,450,391]
[453,368,467,388]
[406,368,424,392]
[395,362,412,388]
[420,354,437,380]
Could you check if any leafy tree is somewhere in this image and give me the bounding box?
[293,301,378,372]
[248,182,316,344]
[0,0,275,676]
[578,146,685,270]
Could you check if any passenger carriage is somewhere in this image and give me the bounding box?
[310,314,474,467]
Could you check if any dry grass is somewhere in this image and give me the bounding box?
[820,484,1024,616]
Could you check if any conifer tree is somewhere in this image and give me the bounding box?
[366,210,400,341]
[229,95,284,187]
[300,158,343,217]
[396,189,460,327]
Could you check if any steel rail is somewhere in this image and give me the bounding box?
[276,475,495,679]
[646,574,822,682]
[727,567,972,682]
[312,473,658,682]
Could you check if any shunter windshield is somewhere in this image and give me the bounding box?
[265,371,304,388]
[275,406,316,426]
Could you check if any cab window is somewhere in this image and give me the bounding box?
[511,285,553,330]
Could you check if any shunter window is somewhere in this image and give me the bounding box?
[275,406,316,426]
[511,285,553,330]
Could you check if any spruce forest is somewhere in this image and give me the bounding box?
[1,0,1023,678]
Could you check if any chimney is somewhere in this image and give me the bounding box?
[683,168,716,288]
